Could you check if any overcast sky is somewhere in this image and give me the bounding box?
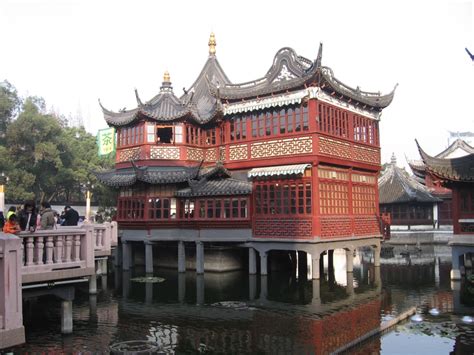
[1,0,472,167]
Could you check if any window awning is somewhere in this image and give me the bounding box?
[247,164,311,178]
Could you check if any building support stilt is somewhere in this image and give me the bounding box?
[346,248,354,273]
[145,242,153,275]
[61,300,73,334]
[178,241,186,273]
[89,274,97,295]
[312,255,320,280]
[259,251,268,276]
[122,241,132,271]
[249,248,257,275]
[196,241,204,274]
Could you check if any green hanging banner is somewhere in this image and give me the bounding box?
[97,127,116,156]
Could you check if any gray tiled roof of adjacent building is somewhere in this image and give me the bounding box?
[417,140,474,182]
[379,157,441,204]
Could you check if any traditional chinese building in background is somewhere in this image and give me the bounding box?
[417,141,474,280]
[408,138,474,225]
[379,154,440,228]
[96,34,396,276]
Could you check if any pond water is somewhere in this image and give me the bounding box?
[7,246,474,354]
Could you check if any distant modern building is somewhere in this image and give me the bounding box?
[417,141,474,280]
[96,34,396,276]
[409,138,474,225]
[379,154,440,229]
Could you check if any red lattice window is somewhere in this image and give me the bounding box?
[254,179,312,216]
[352,185,377,214]
[319,182,349,215]
[318,103,348,138]
[148,197,177,219]
[186,126,202,145]
[118,125,143,147]
[118,197,145,220]
[353,115,379,146]
[194,197,249,220]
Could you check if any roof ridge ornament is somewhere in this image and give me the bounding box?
[209,32,216,56]
[391,153,397,165]
[160,71,173,93]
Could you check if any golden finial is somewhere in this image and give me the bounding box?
[163,71,170,82]
[208,32,216,55]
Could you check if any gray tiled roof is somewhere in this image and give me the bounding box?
[100,65,226,127]
[95,166,198,187]
[417,140,474,182]
[176,178,252,197]
[100,42,396,128]
[379,163,441,204]
[319,67,397,109]
[408,139,474,178]
[207,47,319,101]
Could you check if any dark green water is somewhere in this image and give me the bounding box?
[6,247,474,354]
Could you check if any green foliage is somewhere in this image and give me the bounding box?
[0,80,21,145]
[0,81,117,209]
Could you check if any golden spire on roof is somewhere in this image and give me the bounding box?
[163,71,170,82]
[208,32,216,55]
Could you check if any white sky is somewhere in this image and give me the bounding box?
[1,0,472,168]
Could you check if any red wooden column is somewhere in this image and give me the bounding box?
[312,165,321,238]
[452,188,460,234]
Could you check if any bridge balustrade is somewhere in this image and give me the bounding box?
[20,226,95,284]
[0,234,25,348]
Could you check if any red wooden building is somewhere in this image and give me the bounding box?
[409,139,474,225]
[97,34,396,276]
[417,141,474,280]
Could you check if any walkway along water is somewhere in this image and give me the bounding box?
[0,222,117,349]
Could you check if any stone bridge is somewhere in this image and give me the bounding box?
[0,222,117,349]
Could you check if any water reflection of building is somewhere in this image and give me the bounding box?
[117,268,382,354]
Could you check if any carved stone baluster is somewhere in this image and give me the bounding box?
[100,229,105,248]
[25,237,34,266]
[55,235,64,263]
[21,238,25,265]
[64,235,73,262]
[73,235,81,261]
[45,236,54,264]
[35,236,44,265]
[94,230,99,249]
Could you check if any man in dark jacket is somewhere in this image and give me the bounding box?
[18,200,37,231]
[62,205,79,226]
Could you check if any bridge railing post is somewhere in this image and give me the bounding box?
[110,221,118,247]
[103,222,112,253]
[0,233,25,349]
[83,224,95,270]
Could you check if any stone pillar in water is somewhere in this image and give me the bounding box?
[249,248,257,274]
[312,254,320,280]
[259,251,268,275]
[196,241,204,274]
[122,241,132,271]
[178,241,186,273]
[61,300,73,334]
[145,242,153,275]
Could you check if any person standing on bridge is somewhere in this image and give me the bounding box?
[18,200,37,232]
[39,201,55,230]
[62,205,79,226]
[3,214,21,234]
